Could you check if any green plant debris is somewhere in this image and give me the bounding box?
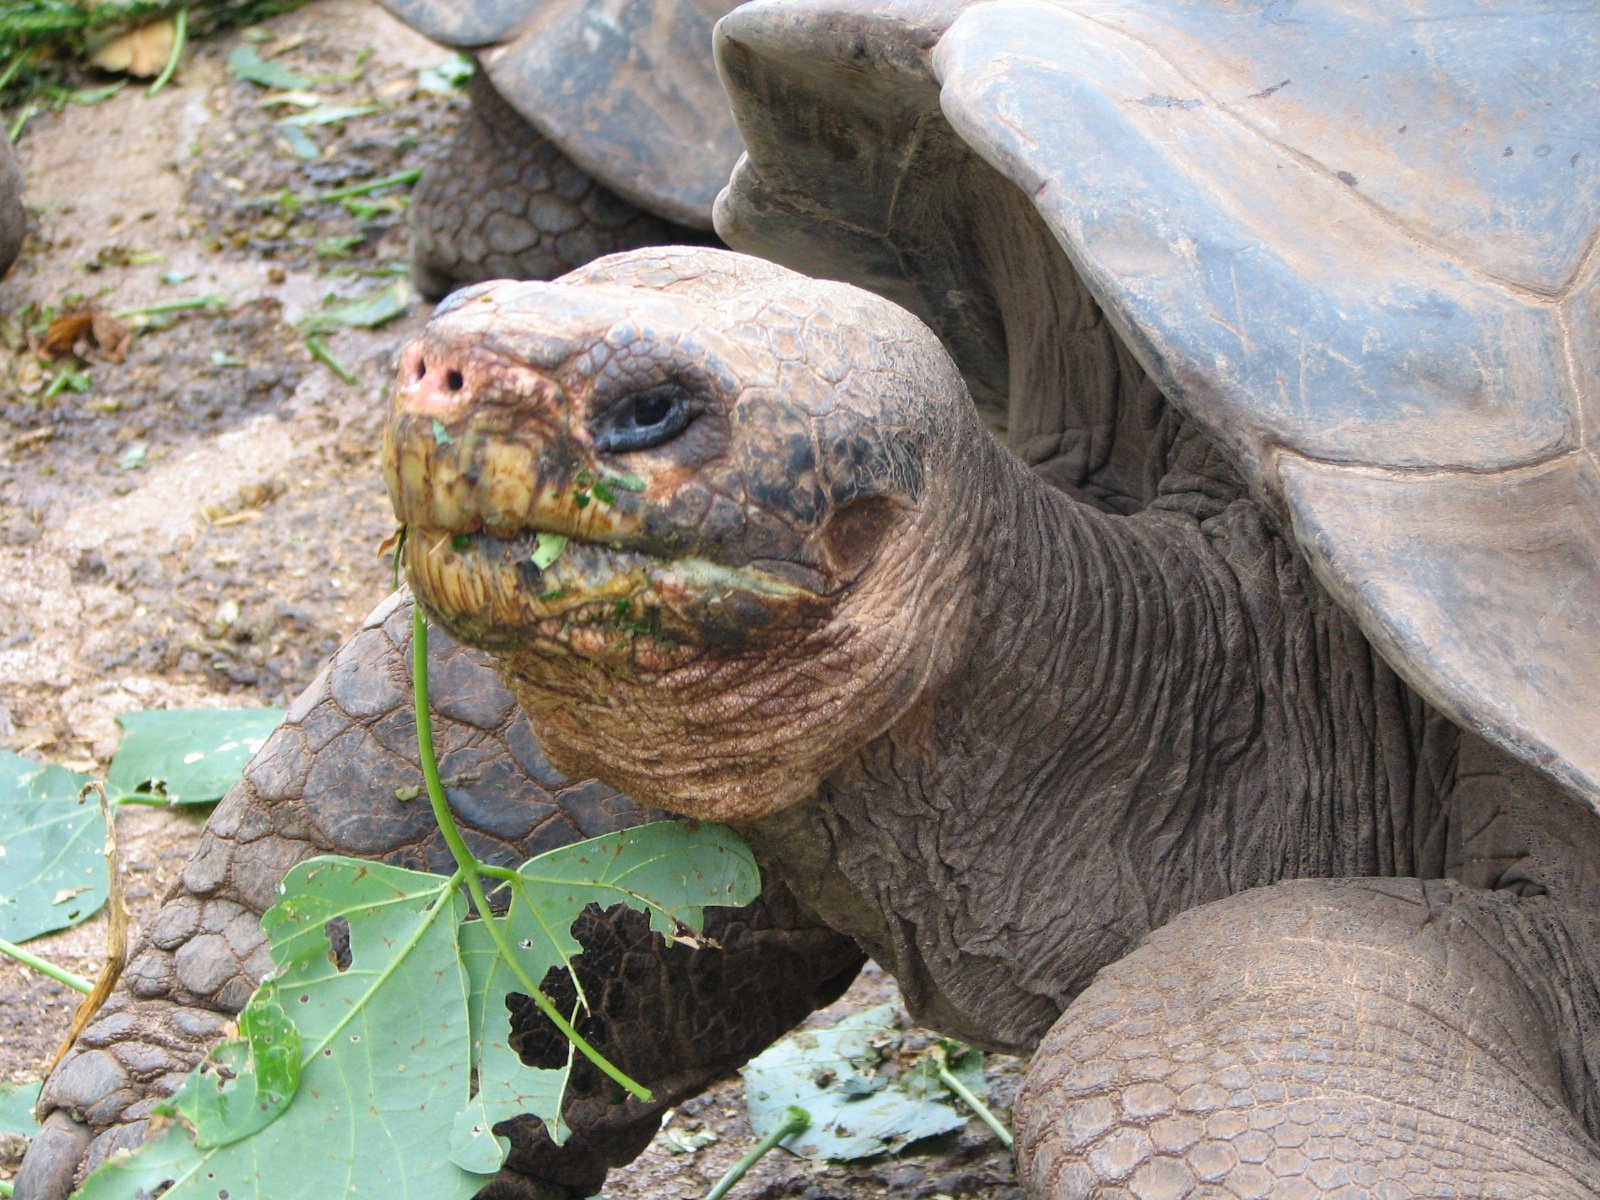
[0,710,284,950]
[210,349,244,367]
[274,120,317,159]
[417,53,472,95]
[740,1003,990,1160]
[531,532,569,570]
[591,479,617,507]
[0,1078,42,1138]
[105,708,284,805]
[145,5,186,96]
[74,823,760,1196]
[226,43,310,89]
[116,439,147,470]
[160,267,195,285]
[314,233,363,258]
[432,418,454,446]
[537,587,566,604]
[451,533,471,551]
[303,333,355,384]
[612,473,647,493]
[299,280,411,334]
[67,81,126,104]
[0,750,103,944]
[114,294,225,321]
[314,167,421,204]
[278,103,374,127]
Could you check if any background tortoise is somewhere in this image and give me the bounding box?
[377,0,740,297]
[0,135,24,277]
[20,1,1600,1199]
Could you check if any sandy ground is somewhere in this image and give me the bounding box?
[0,3,1022,1196]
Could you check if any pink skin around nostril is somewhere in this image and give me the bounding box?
[396,340,471,419]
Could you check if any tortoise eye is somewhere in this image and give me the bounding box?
[591,383,696,453]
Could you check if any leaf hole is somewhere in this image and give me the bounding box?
[323,915,352,971]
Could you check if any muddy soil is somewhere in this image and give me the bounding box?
[0,4,1021,1196]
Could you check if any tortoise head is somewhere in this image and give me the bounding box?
[384,248,985,821]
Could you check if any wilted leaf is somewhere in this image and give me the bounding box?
[227,45,312,90]
[105,709,285,805]
[741,1004,988,1160]
[89,19,176,77]
[0,750,105,944]
[116,441,147,470]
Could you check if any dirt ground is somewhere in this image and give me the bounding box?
[0,3,1021,1196]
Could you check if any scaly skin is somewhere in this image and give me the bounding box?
[409,73,716,299]
[387,247,1600,1197]
[15,590,862,1200]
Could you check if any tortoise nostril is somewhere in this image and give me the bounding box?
[446,369,464,392]
[413,357,427,382]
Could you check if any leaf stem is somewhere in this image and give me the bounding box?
[409,602,651,1102]
[146,6,187,97]
[0,937,92,994]
[936,1062,1012,1148]
[703,1105,810,1200]
[316,168,421,203]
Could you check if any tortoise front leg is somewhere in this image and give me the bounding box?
[15,593,861,1199]
[1015,878,1600,1199]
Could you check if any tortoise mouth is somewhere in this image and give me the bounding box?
[400,521,823,669]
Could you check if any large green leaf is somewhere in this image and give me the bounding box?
[77,858,477,1199]
[0,750,104,943]
[106,709,284,805]
[741,1004,988,1160]
[77,822,761,1196]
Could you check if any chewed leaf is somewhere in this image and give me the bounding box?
[106,709,284,805]
[455,822,760,1165]
[741,1004,987,1160]
[77,858,477,1199]
[0,750,105,942]
[165,990,302,1148]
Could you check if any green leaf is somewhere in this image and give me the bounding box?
[77,822,759,1195]
[275,121,319,160]
[740,1004,987,1160]
[0,1078,41,1137]
[77,858,478,1199]
[106,709,285,805]
[452,822,759,1169]
[165,991,301,1148]
[298,281,412,334]
[530,532,568,570]
[227,45,312,90]
[0,749,105,943]
[611,473,647,493]
[417,54,473,95]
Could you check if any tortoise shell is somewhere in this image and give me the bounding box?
[380,0,741,226]
[714,0,1600,806]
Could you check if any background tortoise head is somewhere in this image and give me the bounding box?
[386,248,987,820]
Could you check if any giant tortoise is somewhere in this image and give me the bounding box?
[0,134,25,277]
[19,2,1600,1199]
[378,0,740,297]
